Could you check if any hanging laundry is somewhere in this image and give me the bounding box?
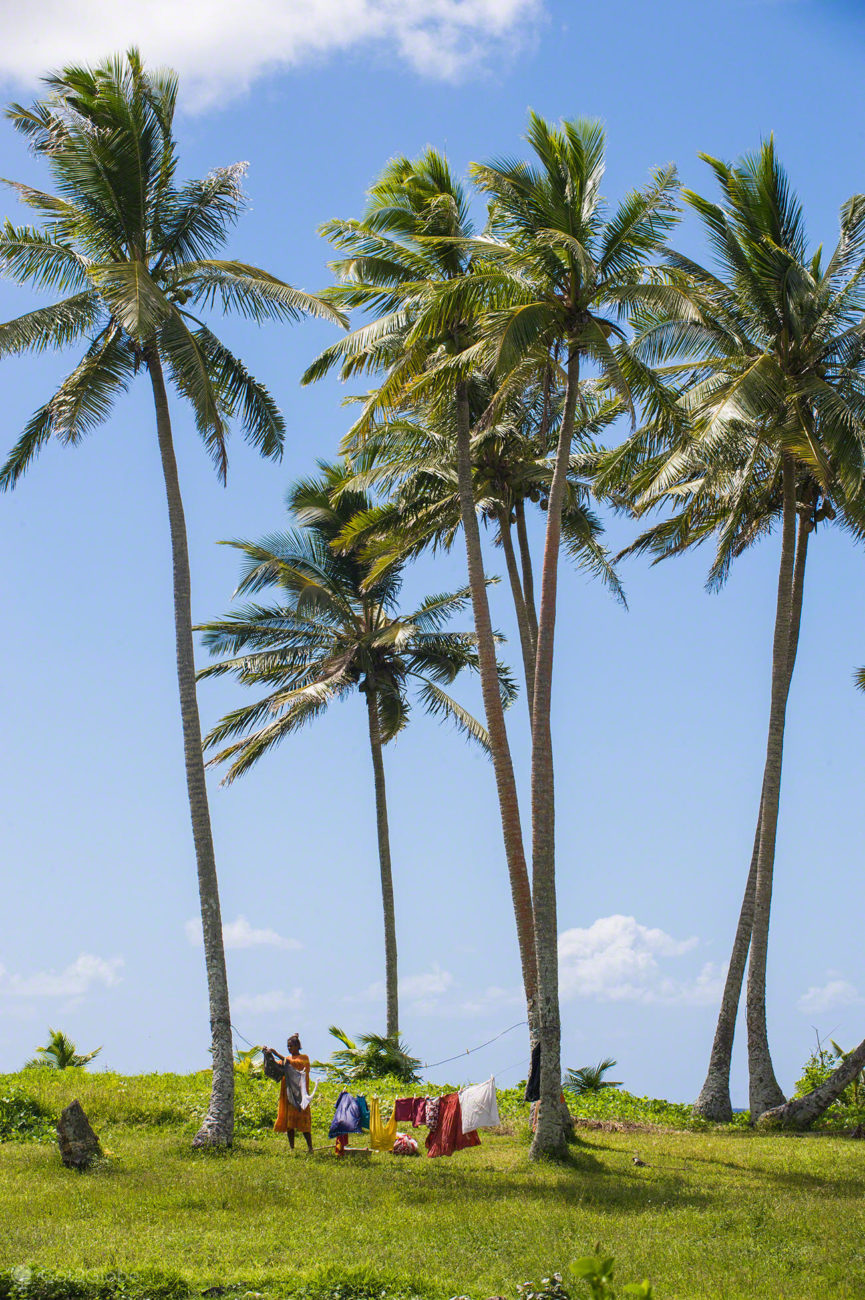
[459,1077,500,1133]
[424,1096,440,1131]
[525,1043,541,1103]
[394,1097,428,1126]
[328,1091,362,1138]
[369,1097,397,1151]
[356,1095,370,1131]
[425,1092,480,1159]
[392,1133,419,1155]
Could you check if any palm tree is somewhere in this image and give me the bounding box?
[0,51,343,1145]
[615,142,865,1119]
[25,1029,101,1069]
[563,1057,622,1096]
[197,462,511,1036]
[336,383,624,713]
[468,115,678,1154]
[301,153,541,1050]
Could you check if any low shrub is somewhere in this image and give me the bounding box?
[0,1090,55,1143]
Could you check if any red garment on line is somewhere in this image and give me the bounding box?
[425,1092,480,1158]
[394,1097,428,1126]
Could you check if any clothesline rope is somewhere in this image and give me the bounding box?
[230,1019,530,1074]
[421,1020,528,1070]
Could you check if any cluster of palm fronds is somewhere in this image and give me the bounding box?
[315,1026,422,1084]
[25,1029,101,1070]
[563,1058,622,1097]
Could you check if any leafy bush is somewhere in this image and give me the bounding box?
[794,1038,865,1129]
[0,1088,55,1142]
[563,1086,750,1130]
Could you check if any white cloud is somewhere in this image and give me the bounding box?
[233,987,304,1016]
[0,953,123,999]
[400,964,453,1000]
[458,985,523,1017]
[797,975,861,1016]
[184,915,301,951]
[346,963,454,1009]
[0,1,542,108]
[558,914,721,1006]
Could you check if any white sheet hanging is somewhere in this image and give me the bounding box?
[459,1076,500,1133]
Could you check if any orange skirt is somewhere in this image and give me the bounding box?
[274,1076,311,1133]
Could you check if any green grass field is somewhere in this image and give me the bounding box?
[1,1072,864,1299]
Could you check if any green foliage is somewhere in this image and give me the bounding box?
[0,1088,55,1142]
[565,1086,749,1130]
[316,1027,422,1084]
[234,1047,264,1078]
[0,1267,191,1300]
[198,460,503,783]
[0,49,342,494]
[517,1260,653,1300]
[563,1059,622,1096]
[24,1028,101,1070]
[794,1037,865,1128]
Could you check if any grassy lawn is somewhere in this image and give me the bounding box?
[1,1074,864,1299]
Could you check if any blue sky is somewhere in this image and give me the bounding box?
[1,0,863,1105]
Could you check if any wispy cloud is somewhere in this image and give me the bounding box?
[558,914,723,1006]
[797,974,861,1015]
[0,953,123,999]
[233,987,304,1016]
[184,915,301,951]
[0,1,542,108]
[347,964,454,1014]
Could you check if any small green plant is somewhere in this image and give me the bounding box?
[517,1259,652,1300]
[234,1046,264,1078]
[315,1027,422,1084]
[0,1089,55,1142]
[563,1059,622,1097]
[24,1029,101,1070]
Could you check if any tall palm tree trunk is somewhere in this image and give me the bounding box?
[746,452,799,1119]
[693,820,760,1120]
[365,684,399,1037]
[498,507,537,717]
[529,348,580,1160]
[148,349,234,1148]
[757,1036,865,1129]
[454,382,539,1044]
[694,506,810,1120]
[515,499,539,651]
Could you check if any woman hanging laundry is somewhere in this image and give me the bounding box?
[271,1032,314,1152]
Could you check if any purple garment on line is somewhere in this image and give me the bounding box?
[328,1090,362,1138]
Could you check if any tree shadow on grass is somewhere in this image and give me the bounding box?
[646,1148,865,1202]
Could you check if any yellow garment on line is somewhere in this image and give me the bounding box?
[369,1097,397,1151]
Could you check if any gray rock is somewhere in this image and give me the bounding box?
[56,1099,101,1170]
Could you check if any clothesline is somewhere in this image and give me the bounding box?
[421,1020,528,1070]
[230,1018,529,1073]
